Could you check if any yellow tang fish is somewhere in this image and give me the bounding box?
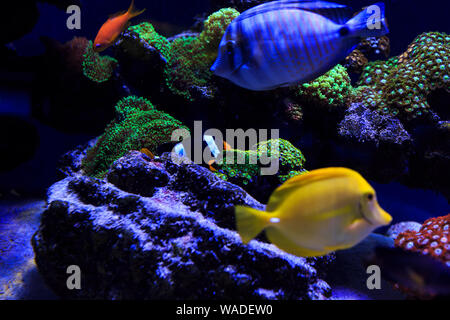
[235,167,392,257]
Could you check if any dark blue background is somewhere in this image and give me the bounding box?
[12,0,450,57]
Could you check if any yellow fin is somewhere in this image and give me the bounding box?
[266,167,360,212]
[127,0,146,18]
[266,227,328,257]
[235,206,269,243]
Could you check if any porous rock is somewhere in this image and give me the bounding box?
[33,149,334,299]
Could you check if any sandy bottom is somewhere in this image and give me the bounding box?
[0,199,57,300]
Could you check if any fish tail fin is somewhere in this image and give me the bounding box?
[127,0,146,18]
[235,206,270,244]
[346,3,389,38]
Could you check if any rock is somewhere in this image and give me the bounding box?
[107,152,170,197]
[338,103,411,147]
[326,233,407,300]
[386,222,422,240]
[113,25,168,97]
[32,148,334,299]
[0,200,57,300]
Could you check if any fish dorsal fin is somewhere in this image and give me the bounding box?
[108,0,146,20]
[235,0,353,25]
[108,10,128,19]
[266,167,358,212]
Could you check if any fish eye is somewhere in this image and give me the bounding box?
[366,193,374,201]
[95,44,102,48]
[225,41,235,52]
[339,26,350,37]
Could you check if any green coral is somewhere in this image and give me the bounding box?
[199,8,241,51]
[356,32,450,120]
[114,95,155,120]
[164,36,215,100]
[165,8,240,100]
[295,64,353,108]
[215,149,260,185]
[215,139,307,186]
[126,22,172,61]
[125,8,239,101]
[82,40,118,83]
[82,96,188,177]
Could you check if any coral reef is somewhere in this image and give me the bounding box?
[164,8,240,100]
[125,22,172,62]
[164,36,215,100]
[117,8,239,101]
[359,36,391,58]
[338,103,411,146]
[343,49,369,74]
[114,95,155,120]
[199,8,241,51]
[82,96,188,177]
[344,36,390,75]
[356,32,449,121]
[82,41,118,83]
[386,222,422,240]
[33,147,333,300]
[294,64,353,109]
[395,214,450,266]
[215,138,307,187]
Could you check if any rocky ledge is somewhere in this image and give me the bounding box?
[32,146,333,299]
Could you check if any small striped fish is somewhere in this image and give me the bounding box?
[211,0,389,91]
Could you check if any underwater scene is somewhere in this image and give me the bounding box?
[0,0,449,304]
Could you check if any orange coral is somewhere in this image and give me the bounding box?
[395,214,450,267]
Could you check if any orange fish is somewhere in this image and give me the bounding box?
[208,141,232,172]
[223,141,232,151]
[140,148,155,159]
[93,0,146,52]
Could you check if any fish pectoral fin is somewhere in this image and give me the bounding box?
[346,218,371,234]
[265,227,327,257]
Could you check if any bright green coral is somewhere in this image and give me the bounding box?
[295,64,353,108]
[199,8,241,51]
[164,36,215,100]
[126,22,172,61]
[215,149,260,185]
[114,95,155,120]
[356,32,450,120]
[125,8,239,101]
[82,40,118,83]
[82,96,188,177]
[215,139,307,186]
[164,8,240,100]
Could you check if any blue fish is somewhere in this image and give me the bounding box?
[211,0,389,91]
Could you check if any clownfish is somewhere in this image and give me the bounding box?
[93,0,146,52]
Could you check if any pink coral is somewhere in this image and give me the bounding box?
[395,214,450,266]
